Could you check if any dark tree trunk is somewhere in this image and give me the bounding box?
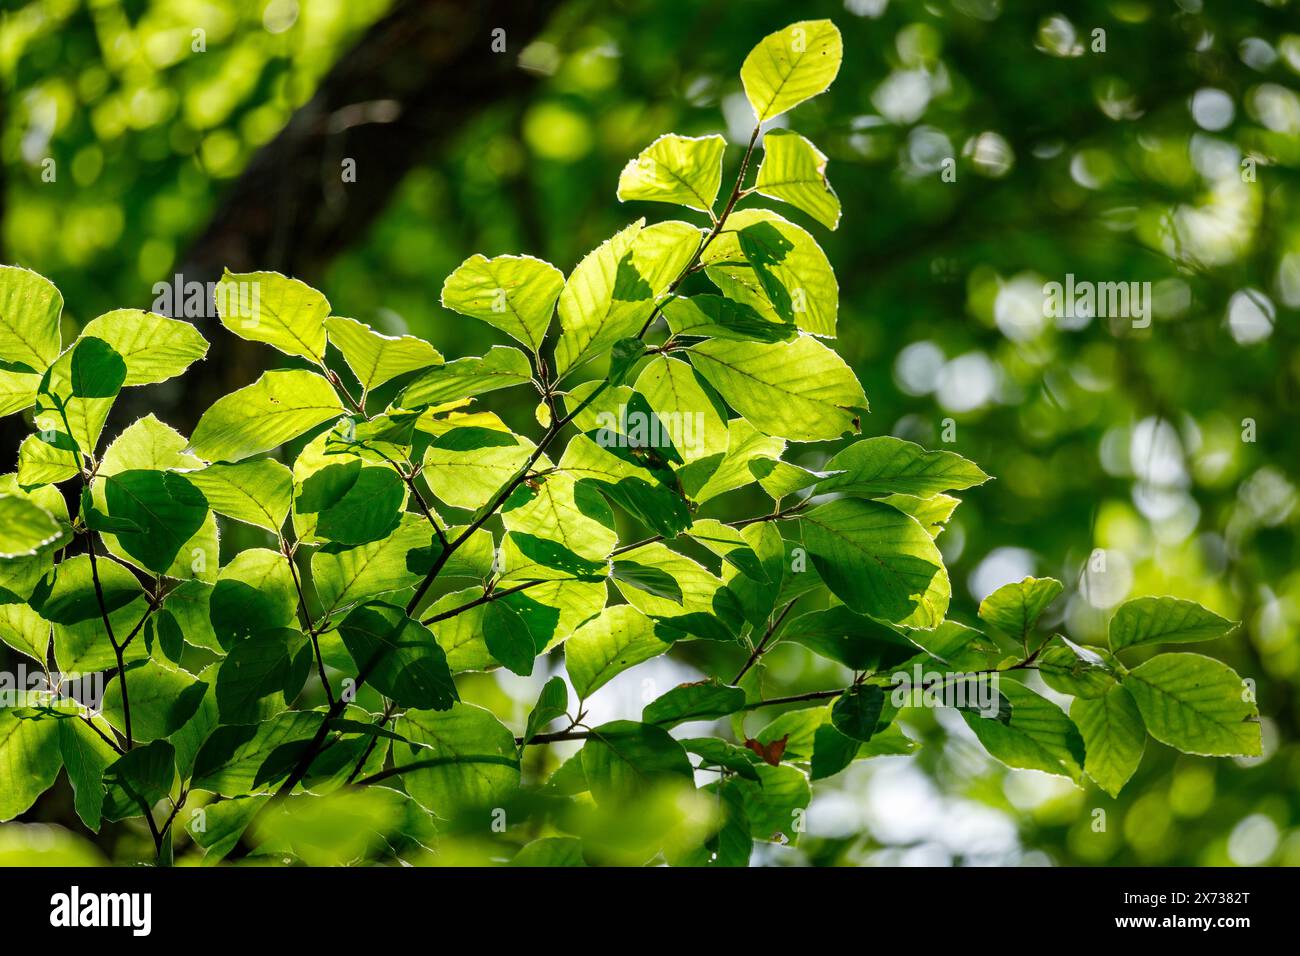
[133,0,558,433]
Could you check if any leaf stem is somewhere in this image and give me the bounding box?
[732,597,799,684]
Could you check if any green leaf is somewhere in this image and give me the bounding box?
[39,552,141,625]
[394,703,521,816]
[88,415,218,582]
[611,559,683,606]
[58,718,118,831]
[817,436,991,498]
[422,427,534,511]
[685,419,786,503]
[662,294,795,343]
[311,514,434,617]
[189,369,345,463]
[103,469,209,574]
[903,620,1004,671]
[878,492,960,538]
[0,600,49,662]
[753,129,841,229]
[209,547,299,648]
[192,795,270,862]
[978,576,1064,644]
[617,133,727,213]
[0,708,62,821]
[799,498,950,629]
[80,309,208,385]
[324,315,442,390]
[0,265,62,373]
[524,677,569,744]
[747,456,831,499]
[831,684,885,741]
[1124,653,1261,757]
[961,680,1085,781]
[689,335,866,442]
[501,469,618,563]
[185,458,293,533]
[102,739,175,821]
[1109,596,1237,652]
[216,270,329,362]
[607,337,648,387]
[339,602,458,710]
[1071,684,1146,797]
[782,605,918,671]
[633,354,730,464]
[399,346,532,408]
[16,434,80,487]
[565,604,671,699]
[215,628,311,724]
[440,254,564,353]
[702,209,838,336]
[482,600,538,676]
[731,762,810,843]
[681,738,761,781]
[555,219,701,376]
[580,720,693,806]
[33,337,127,453]
[511,836,585,866]
[103,659,208,742]
[191,710,324,797]
[298,462,405,545]
[560,433,692,539]
[0,494,62,557]
[1037,636,1117,699]
[643,680,746,727]
[612,542,733,624]
[740,19,843,121]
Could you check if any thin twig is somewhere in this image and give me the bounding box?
[732,597,800,684]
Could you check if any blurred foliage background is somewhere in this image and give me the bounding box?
[3,0,1299,866]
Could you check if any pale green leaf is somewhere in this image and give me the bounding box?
[324,315,443,390]
[422,427,535,511]
[754,129,841,229]
[555,219,701,376]
[80,309,208,386]
[817,436,991,497]
[1109,596,1237,652]
[216,270,329,362]
[617,133,727,213]
[440,254,564,353]
[399,346,532,408]
[0,494,62,557]
[961,680,1085,781]
[978,576,1064,643]
[0,709,63,822]
[1071,684,1145,797]
[185,458,293,533]
[799,498,950,628]
[0,264,62,372]
[1124,653,1261,757]
[394,703,520,816]
[701,209,837,336]
[16,434,80,487]
[740,19,843,121]
[189,369,345,463]
[565,604,671,699]
[689,335,865,442]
